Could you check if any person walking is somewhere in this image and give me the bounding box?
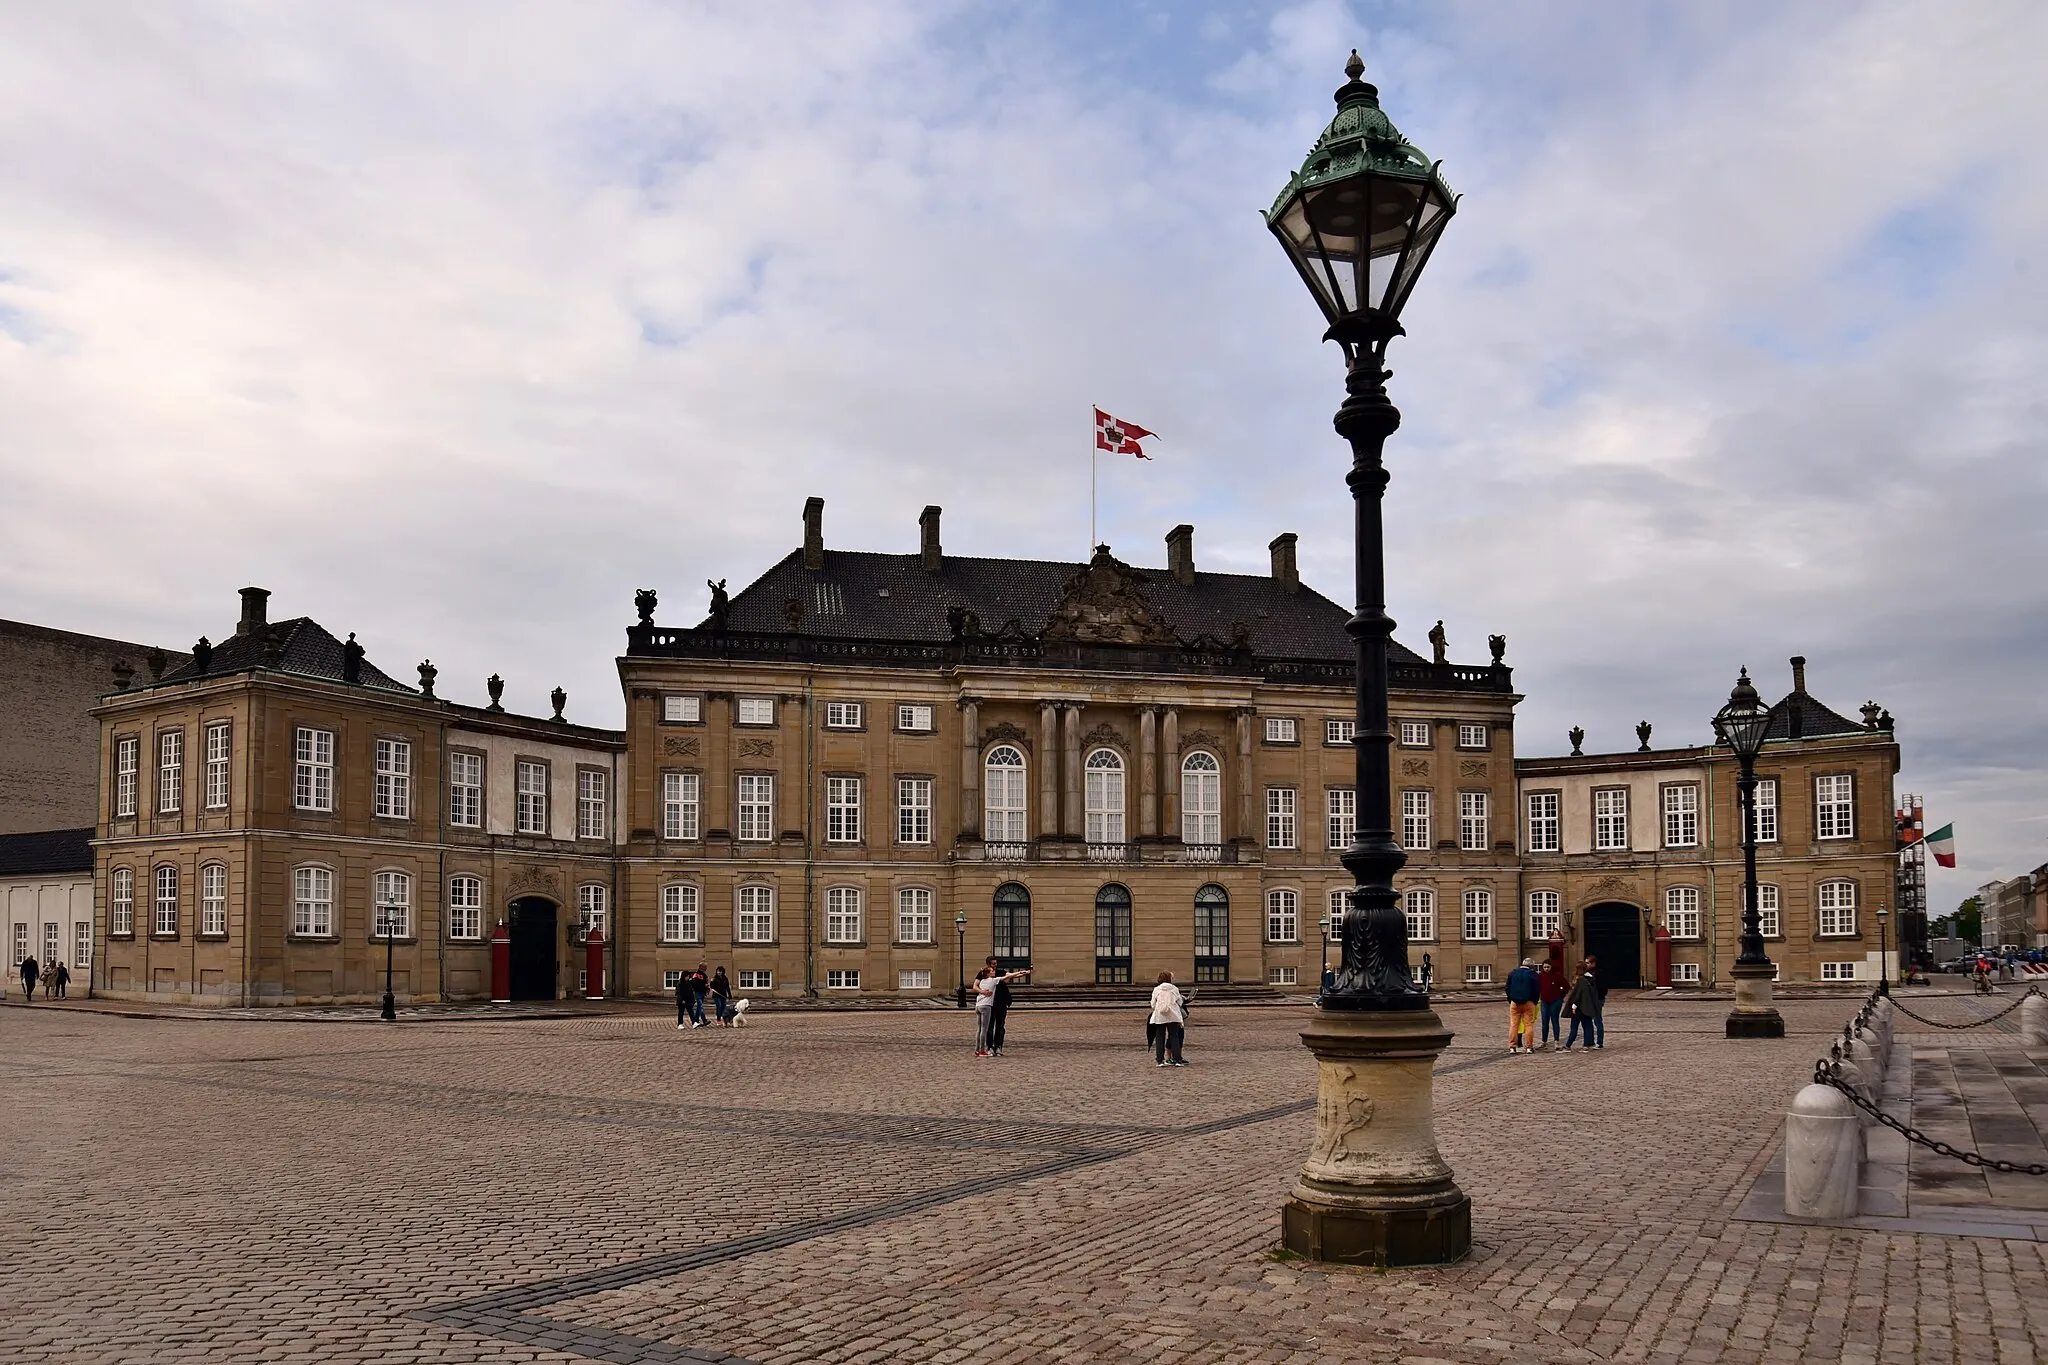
[1562,960,1604,1050]
[708,967,733,1026]
[1504,957,1541,1053]
[1149,971,1188,1067]
[683,963,710,1028]
[982,956,1029,1056]
[51,961,69,1000]
[1537,959,1567,1050]
[18,955,38,1003]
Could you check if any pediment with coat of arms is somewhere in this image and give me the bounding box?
[1039,548,1178,646]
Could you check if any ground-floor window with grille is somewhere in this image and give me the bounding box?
[1671,963,1702,983]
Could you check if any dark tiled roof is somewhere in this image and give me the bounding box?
[715,549,1431,665]
[158,618,414,693]
[0,827,94,877]
[1765,690,1868,741]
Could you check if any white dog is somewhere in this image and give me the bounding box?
[730,997,751,1027]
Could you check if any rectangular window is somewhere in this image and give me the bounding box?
[372,871,411,939]
[449,752,482,827]
[1672,963,1702,984]
[1328,887,1351,931]
[292,866,333,937]
[294,728,334,812]
[1593,787,1629,851]
[662,771,701,839]
[1459,791,1490,851]
[1457,724,1488,750]
[201,863,227,936]
[896,703,935,733]
[1399,721,1431,748]
[114,736,139,817]
[826,775,862,844]
[1400,789,1431,851]
[737,775,776,842]
[898,969,932,990]
[824,700,863,729]
[448,877,483,940]
[1263,717,1298,744]
[1528,889,1561,940]
[1662,784,1699,848]
[1265,889,1299,944]
[157,730,183,814]
[662,694,701,723]
[1404,889,1436,942]
[1817,881,1858,936]
[111,868,134,936]
[577,769,608,839]
[1820,961,1858,981]
[663,970,683,993]
[204,722,231,809]
[1465,963,1494,985]
[1265,787,1297,850]
[153,864,179,936]
[1665,886,1702,940]
[897,778,932,844]
[1462,889,1493,942]
[1324,718,1355,746]
[660,884,701,943]
[1757,884,1781,938]
[1326,787,1356,851]
[74,920,92,970]
[1752,778,1779,844]
[577,884,607,939]
[515,760,548,834]
[374,739,413,820]
[897,887,934,944]
[738,969,773,990]
[1268,966,1299,986]
[824,886,863,944]
[1816,775,1855,840]
[1526,792,1560,853]
[737,696,775,726]
[736,885,776,942]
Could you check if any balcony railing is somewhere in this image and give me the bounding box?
[958,839,1248,865]
[984,843,1032,862]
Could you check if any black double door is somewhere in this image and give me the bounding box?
[1581,903,1642,991]
[508,897,559,1001]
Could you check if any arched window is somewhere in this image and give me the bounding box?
[1194,884,1231,974]
[1181,752,1221,845]
[373,870,412,939]
[292,866,333,937]
[1094,883,1133,983]
[660,884,701,943]
[110,866,135,937]
[1461,888,1493,942]
[824,886,863,944]
[985,746,1028,844]
[200,863,228,937]
[1817,880,1857,936]
[737,885,776,943]
[578,884,608,939]
[993,883,1031,967]
[153,864,179,937]
[1084,748,1125,844]
[448,876,483,940]
[1265,888,1300,944]
[1403,888,1436,943]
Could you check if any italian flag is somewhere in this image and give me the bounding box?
[1925,823,1957,868]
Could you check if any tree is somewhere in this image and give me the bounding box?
[1932,896,1982,944]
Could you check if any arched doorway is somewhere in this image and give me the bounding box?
[1194,884,1229,983]
[508,896,559,1001]
[1094,884,1132,984]
[993,882,1031,973]
[1581,903,1642,992]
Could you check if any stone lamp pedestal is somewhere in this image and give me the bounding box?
[1281,1007,1470,1267]
[1725,960,1786,1039]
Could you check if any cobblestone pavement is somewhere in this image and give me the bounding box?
[4,994,2046,1364]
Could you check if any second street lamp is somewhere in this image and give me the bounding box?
[378,900,399,1023]
[1715,668,1785,1038]
[955,910,968,1009]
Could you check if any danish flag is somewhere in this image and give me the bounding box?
[1094,407,1157,460]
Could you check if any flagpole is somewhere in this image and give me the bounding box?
[1090,406,1097,555]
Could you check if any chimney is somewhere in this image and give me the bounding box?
[1166,524,1195,586]
[1269,532,1299,593]
[919,505,943,572]
[802,496,825,571]
[1790,655,1807,693]
[237,586,270,636]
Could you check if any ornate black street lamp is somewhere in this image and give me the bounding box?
[1714,668,1785,1038]
[954,910,968,1009]
[378,900,399,1023]
[1876,903,1891,998]
[1270,51,1469,1267]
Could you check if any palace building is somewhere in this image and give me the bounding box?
[81,500,1902,1006]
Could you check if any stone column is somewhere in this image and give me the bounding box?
[1138,707,1159,838]
[1235,708,1255,843]
[1038,702,1059,839]
[1062,703,1084,839]
[1161,708,1180,838]
[958,697,980,839]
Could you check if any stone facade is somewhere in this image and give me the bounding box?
[1,828,94,990]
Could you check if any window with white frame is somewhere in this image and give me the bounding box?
[1757,883,1781,938]
[1264,716,1298,744]
[897,703,935,733]
[200,863,227,936]
[1672,963,1701,983]
[10,923,24,966]
[662,970,683,992]
[448,876,483,940]
[1400,789,1431,851]
[736,885,776,942]
[1325,718,1355,746]
[1593,787,1629,850]
[294,727,334,812]
[1751,778,1779,843]
[577,770,608,839]
[736,696,775,726]
[1457,723,1488,750]
[1816,775,1855,840]
[1085,750,1126,844]
[1665,886,1701,940]
[1399,721,1431,747]
[826,775,862,844]
[826,968,860,990]
[515,760,548,834]
[824,700,863,729]
[1327,787,1356,851]
[897,887,934,944]
[1459,791,1490,850]
[153,864,179,936]
[738,969,773,990]
[1266,888,1300,943]
[1462,888,1494,942]
[204,722,231,810]
[373,870,411,939]
[897,777,932,844]
[1817,880,1858,936]
[898,969,932,990]
[1269,966,1299,986]
[662,771,700,840]
[1526,791,1560,852]
[824,886,863,944]
[1328,887,1351,932]
[1266,787,1297,850]
[292,866,333,937]
[111,867,134,936]
[577,884,607,940]
[1465,963,1494,984]
[1528,889,1561,940]
[1820,961,1858,981]
[737,774,775,842]
[663,694,701,723]
[114,736,139,817]
[157,730,183,814]
[1662,784,1698,848]
[449,752,482,827]
[1404,888,1436,941]
[43,922,57,964]
[1181,752,1221,844]
[660,884,700,943]
[74,921,92,970]
[984,747,1028,843]
[374,739,412,820]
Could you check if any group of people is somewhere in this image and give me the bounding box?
[1503,955,1606,1052]
[673,963,738,1028]
[13,955,70,1002]
[969,959,1190,1068]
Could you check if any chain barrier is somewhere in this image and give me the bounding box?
[1887,984,2042,1030]
[1813,1057,2048,1176]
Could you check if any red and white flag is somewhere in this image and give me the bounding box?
[1095,407,1157,460]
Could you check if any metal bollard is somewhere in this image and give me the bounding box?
[1785,1083,1861,1219]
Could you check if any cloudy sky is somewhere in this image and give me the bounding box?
[3,1,2042,915]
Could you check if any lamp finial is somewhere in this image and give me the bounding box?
[1345,49,1364,80]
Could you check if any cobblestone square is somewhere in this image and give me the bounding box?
[5,993,2046,1364]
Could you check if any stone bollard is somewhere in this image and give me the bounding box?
[1785,1083,1862,1219]
[1844,1036,1883,1106]
[1857,1020,1889,1071]
[2022,994,2048,1049]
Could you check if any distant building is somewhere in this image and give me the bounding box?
[1982,874,2038,950]
[1,827,94,983]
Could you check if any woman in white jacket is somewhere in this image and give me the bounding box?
[1149,971,1188,1067]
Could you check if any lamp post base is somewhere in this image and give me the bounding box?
[1280,1007,1470,1267]
[1725,961,1784,1039]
